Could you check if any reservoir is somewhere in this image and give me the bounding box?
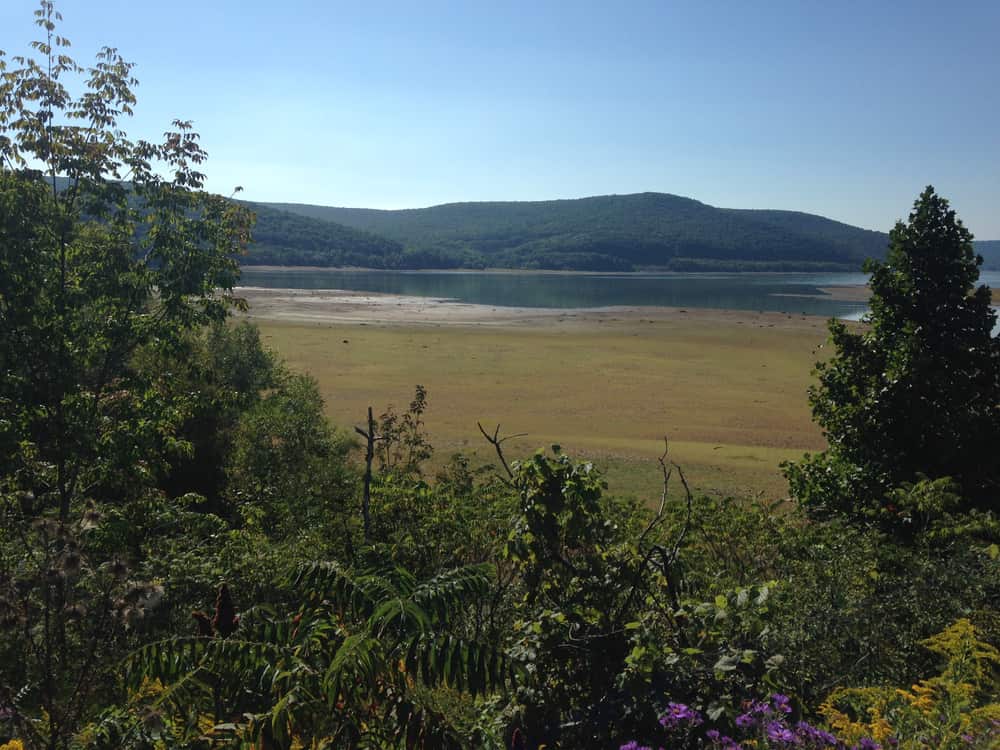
[238,269,1000,321]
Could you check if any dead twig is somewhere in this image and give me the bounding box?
[613,437,689,630]
[637,437,671,549]
[477,422,526,481]
[355,406,377,543]
[666,461,694,569]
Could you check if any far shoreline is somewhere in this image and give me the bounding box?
[239,264,865,277]
[234,285,860,332]
[235,266,874,325]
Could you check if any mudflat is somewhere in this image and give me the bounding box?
[237,285,842,500]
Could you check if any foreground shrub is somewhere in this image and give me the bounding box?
[620,619,1000,750]
[820,619,1000,749]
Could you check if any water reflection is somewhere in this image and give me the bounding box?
[239,268,1000,322]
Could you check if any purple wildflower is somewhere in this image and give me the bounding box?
[659,701,703,729]
[766,720,797,744]
[854,740,880,750]
[735,713,755,729]
[794,720,840,747]
[771,693,793,714]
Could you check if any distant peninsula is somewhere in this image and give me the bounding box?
[242,192,1000,273]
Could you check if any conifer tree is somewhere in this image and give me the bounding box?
[785,186,1000,525]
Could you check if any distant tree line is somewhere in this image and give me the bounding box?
[248,192,893,271]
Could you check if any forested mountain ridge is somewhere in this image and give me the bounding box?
[242,201,405,267]
[43,178,406,269]
[257,192,893,271]
[41,180,999,272]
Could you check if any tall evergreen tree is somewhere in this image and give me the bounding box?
[784,186,1000,525]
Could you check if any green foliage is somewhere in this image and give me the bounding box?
[241,200,406,268]
[260,192,887,271]
[768,520,999,707]
[122,559,511,748]
[374,384,433,477]
[663,491,1000,716]
[784,186,1000,530]
[503,448,643,746]
[130,321,281,507]
[225,371,353,537]
[820,619,1000,749]
[0,4,252,747]
[367,458,515,578]
[499,449,784,748]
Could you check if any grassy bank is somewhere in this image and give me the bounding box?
[251,311,829,500]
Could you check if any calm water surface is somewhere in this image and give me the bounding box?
[239,268,1000,321]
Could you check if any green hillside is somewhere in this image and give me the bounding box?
[243,202,405,267]
[44,178,403,269]
[259,192,890,271]
[51,180,998,272]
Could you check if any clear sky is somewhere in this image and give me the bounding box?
[3,0,999,237]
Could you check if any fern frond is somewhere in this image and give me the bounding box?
[296,561,398,619]
[323,632,387,701]
[411,563,492,625]
[404,633,512,696]
[368,596,432,638]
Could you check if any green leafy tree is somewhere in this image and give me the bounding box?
[784,186,1000,527]
[367,454,515,579]
[375,384,433,477]
[131,321,281,508]
[225,371,353,538]
[497,447,784,749]
[0,3,252,747]
[499,448,644,747]
[501,448,660,746]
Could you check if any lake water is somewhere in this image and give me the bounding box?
[239,268,1000,321]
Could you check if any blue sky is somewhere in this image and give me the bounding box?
[2,0,999,237]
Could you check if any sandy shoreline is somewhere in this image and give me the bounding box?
[236,285,847,331]
[818,284,871,301]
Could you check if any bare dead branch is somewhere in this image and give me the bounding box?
[637,437,671,549]
[666,461,694,568]
[355,406,376,543]
[476,422,526,480]
[613,437,679,630]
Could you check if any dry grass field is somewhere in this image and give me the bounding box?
[245,292,835,501]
